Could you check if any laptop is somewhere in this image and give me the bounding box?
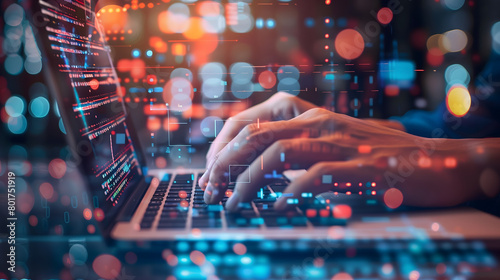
[28,0,355,241]
[29,0,500,243]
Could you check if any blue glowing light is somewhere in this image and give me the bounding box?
[445,64,470,86]
[5,96,26,117]
[337,18,348,27]
[237,265,270,279]
[443,0,465,10]
[4,4,24,27]
[379,60,416,88]
[59,118,66,134]
[25,56,42,75]
[266,18,276,29]
[213,241,228,252]
[256,18,264,29]
[177,241,190,252]
[146,50,153,57]
[29,96,50,118]
[5,54,24,75]
[194,241,209,251]
[156,54,166,63]
[305,17,315,28]
[7,115,27,134]
[132,49,141,58]
[492,22,500,54]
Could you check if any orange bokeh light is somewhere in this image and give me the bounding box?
[383,188,404,209]
[97,5,128,32]
[258,70,277,89]
[334,29,365,60]
[183,17,205,40]
[377,7,394,25]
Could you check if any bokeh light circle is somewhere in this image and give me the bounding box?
[334,29,365,60]
[69,244,88,265]
[258,70,277,89]
[230,62,254,84]
[166,3,191,33]
[383,188,404,209]
[5,54,24,75]
[171,68,193,82]
[229,14,253,33]
[170,94,192,112]
[202,15,226,33]
[377,8,393,25]
[202,78,225,99]
[277,78,300,95]
[491,22,500,54]
[92,254,121,279]
[492,22,500,45]
[39,182,54,200]
[199,62,226,81]
[277,66,300,81]
[163,77,194,105]
[231,82,254,99]
[200,116,222,138]
[331,272,353,280]
[25,56,43,75]
[446,85,471,117]
[443,0,465,10]
[4,4,24,27]
[7,115,27,134]
[445,64,470,86]
[441,29,468,53]
[5,96,26,117]
[29,96,50,118]
[48,158,67,179]
[184,17,205,40]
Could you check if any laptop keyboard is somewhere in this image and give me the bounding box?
[140,173,345,230]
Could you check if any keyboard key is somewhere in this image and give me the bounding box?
[291,216,308,226]
[141,216,155,222]
[149,200,163,205]
[157,222,186,229]
[175,174,193,180]
[140,222,153,230]
[161,173,172,182]
[207,205,223,212]
[143,210,158,217]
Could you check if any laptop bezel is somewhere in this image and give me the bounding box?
[26,0,152,238]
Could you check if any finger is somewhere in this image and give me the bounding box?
[205,92,316,167]
[225,138,347,211]
[203,121,310,204]
[205,103,268,166]
[201,108,346,190]
[273,161,379,211]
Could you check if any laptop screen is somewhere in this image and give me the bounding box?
[36,0,144,225]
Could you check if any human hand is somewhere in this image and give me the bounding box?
[200,94,492,212]
[203,92,317,167]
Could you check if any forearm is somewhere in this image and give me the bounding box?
[429,138,500,204]
[462,138,500,200]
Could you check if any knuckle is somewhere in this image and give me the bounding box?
[304,107,329,116]
[271,139,291,153]
[242,123,259,136]
[311,162,331,175]
[274,91,296,102]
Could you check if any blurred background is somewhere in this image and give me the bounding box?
[2,0,500,279]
